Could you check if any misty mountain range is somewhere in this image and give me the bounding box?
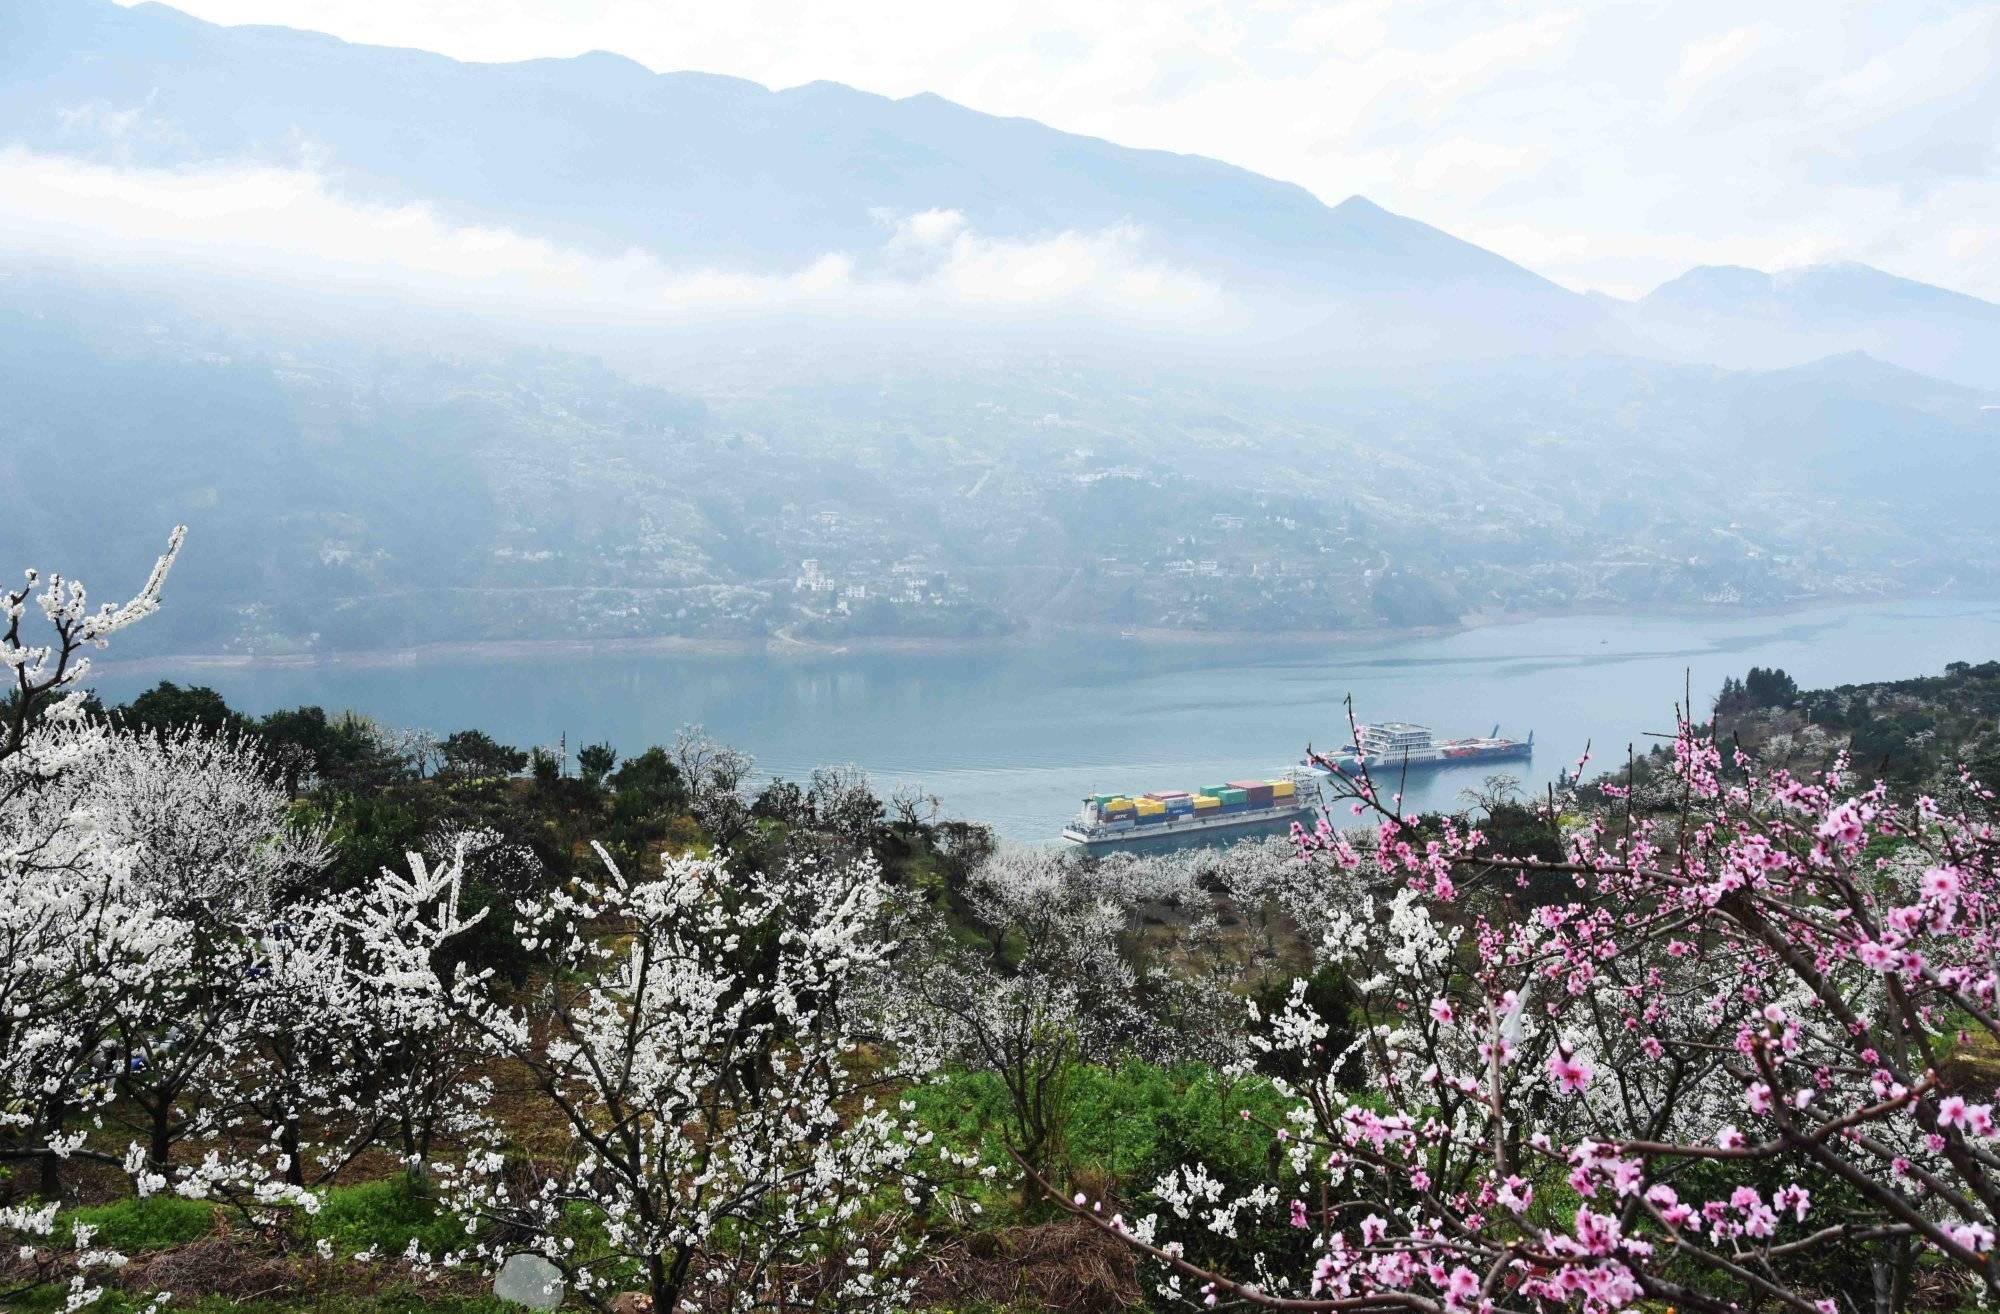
[3,0,1996,656]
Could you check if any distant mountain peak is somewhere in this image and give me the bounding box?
[1626,261,1999,390]
[1642,264,1774,304]
[1647,261,1997,314]
[564,49,656,77]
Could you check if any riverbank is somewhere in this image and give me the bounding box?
[96,589,1964,680]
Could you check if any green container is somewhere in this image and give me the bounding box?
[1218,788,1248,804]
[1093,793,1119,806]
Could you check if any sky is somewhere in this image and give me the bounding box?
[106,0,2000,301]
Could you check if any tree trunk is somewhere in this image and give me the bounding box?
[649,1252,675,1314]
[150,1102,173,1172]
[653,1243,699,1314]
[1891,1234,1915,1313]
[37,1096,67,1200]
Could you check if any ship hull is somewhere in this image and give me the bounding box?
[1437,743,1534,764]
[1313,743,1532,775]
[1063,804,1306,855]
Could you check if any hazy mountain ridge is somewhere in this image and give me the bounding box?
[9,0,1997,378]
[3,2,1998,654]
[4,267,1993,658]
[1618,262,2000,389]
[0,0,1574,309]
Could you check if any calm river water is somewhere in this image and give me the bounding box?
[95,598,2000,842]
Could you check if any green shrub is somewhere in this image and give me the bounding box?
[59,1194,216,1252]
[911,1057,1323,1283]
[308,1173,472,1258]
[909,1058,1289,1206]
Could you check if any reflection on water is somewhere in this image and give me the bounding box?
[93,599,2000,843]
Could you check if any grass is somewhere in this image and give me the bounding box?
[57,1195,218,1251]
[306,1175,474,1259]
[907,1057,1289,1215]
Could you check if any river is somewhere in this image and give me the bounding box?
[94,598,2000,843]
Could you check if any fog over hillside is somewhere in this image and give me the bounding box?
[3,0,1997,657]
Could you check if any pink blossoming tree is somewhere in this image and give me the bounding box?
[1051,707,2000,1314]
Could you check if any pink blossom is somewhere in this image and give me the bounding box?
[1923,865,1963,902]
[1950,1222,1995,1254]
[1548,1050,1593,1094]
[1856,940,1897,971]
[1818,801,1866,847]
[1572,1207,1622,1256]
[1773,1185,1811,1221]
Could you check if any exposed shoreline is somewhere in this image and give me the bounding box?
[95,591,1973,680]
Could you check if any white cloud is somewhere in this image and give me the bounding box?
[1405,140,1554,205]
[1673,24,1775,94]
[890,208,972,250]
[0,149,1229,326]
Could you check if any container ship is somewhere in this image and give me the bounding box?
[1063,773,1314,854]
[1307,722,1533,776]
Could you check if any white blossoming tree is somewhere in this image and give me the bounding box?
[899,848,1159,1207]
[2,528,183,768]
[72,726,331,1177]
[1,532,186,1193]
[0,531,193,1310]
[363,841,940,1312]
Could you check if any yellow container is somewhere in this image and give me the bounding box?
[1192,795,1221,810]
[1135,799,1167,816]
[1268,780,1296,798]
